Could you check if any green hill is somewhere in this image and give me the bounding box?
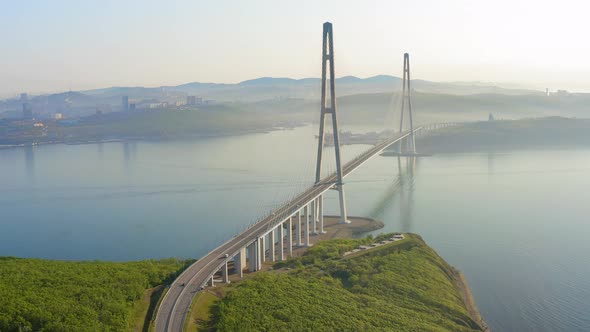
[0,257,189,332]
[416,117,590,153]
[212,234,485,332]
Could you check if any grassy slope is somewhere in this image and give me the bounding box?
[129,285,170,332]
[213,234,483,332]
[0,257,189,332]
[185,291,221,332]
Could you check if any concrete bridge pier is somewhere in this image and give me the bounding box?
[319,195,326,233]
[235,248,246,278]
[221,262,230,284]
[304,205,311,246]
[248,241,258,272]
[258,237,264,270]
[208,277,215,287]
[287,218,293,256]
[337,183,350,224]
[311,199,317,234]
[278,224,284,261]
[296,210,302,246]
[269,228,276,262]
[261,235,266,262]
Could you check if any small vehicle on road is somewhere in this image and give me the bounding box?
[180,283,185,287]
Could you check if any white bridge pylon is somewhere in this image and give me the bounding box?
[315,22,350,224]
[396,52,417,154]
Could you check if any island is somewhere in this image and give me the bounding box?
[184,232,488,332]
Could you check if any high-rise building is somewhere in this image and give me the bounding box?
[20,93,28,103]
[129,103,136,111]
[122,96,129,111]
[186,96,203,105]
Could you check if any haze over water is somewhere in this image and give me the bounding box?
[1,127,590,331]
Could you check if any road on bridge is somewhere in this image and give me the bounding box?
[154,129,419,332]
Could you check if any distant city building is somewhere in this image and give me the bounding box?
[54,112,64,120]
[129,103,136,111]
[186,96,203,105]
[33,122,44,128]
[148,102,168,109]
[122,96,129,111]
[488,113,495,121]
[22,103,33,119]
[546,88,549,96]
[20,93,28,102]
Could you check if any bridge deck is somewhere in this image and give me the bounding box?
[155,128,419,332]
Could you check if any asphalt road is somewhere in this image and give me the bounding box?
[154,129,418,332]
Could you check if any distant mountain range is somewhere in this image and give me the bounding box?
[78,75,543,102]
[0,75,544,119]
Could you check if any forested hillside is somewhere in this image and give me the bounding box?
[0,257,188,332]
[213,234,485,332]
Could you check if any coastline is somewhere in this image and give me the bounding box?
[289,218,489,330]
[453,269,490,331]
[0,125,302,151]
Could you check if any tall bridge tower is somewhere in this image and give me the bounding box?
[399,53,416,153]
[315,22,349,224]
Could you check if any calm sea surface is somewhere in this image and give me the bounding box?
[1,126,589,331]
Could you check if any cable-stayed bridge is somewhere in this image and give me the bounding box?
[155,22,454,332]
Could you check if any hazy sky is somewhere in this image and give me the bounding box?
[2,0,590,96]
